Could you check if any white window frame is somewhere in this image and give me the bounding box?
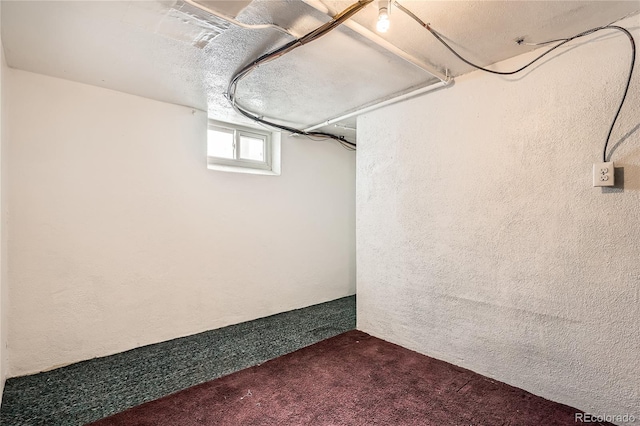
[207,120,281,176]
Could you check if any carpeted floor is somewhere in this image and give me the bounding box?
[0,296,356,426]
[88,330,601,426]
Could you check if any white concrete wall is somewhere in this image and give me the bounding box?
[357,18,640,423]
[6,69,355,376]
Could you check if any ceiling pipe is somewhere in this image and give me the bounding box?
[301,0,450,83]
[303,78,450,132]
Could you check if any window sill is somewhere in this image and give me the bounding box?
[207,162,281,176]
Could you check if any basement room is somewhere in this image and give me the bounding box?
[0,0,638,424]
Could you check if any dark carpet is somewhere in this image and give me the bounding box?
[88,330,599,426]
[0,296,356,426]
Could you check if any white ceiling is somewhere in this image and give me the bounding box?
[2,0,639,140]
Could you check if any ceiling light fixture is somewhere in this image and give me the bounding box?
[376,0,391,33]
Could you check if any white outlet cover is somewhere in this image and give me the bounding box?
[593,162,614,187]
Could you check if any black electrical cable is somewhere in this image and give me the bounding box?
[602,27,636,162]
[394,0,636,162]
[231,100,357,150]
[226,0,373,151]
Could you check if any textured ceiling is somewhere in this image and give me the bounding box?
[2,1,639,141]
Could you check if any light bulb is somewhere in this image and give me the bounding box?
[376,8,390,33]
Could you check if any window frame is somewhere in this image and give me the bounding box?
[207,120,281,176]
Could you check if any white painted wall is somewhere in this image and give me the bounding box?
[6,69,355,376]
[357,18,640,423]
[0,6,8,399]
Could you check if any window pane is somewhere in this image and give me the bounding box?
[207,129,234,159]
[239,135,265,162]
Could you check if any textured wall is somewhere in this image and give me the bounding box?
[0,7,7,399]
[7,69,355,376]
[357,18,640,423]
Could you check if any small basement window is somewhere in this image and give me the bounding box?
[207,120,281,175]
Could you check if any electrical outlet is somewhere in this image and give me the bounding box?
[593,162,614,187]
